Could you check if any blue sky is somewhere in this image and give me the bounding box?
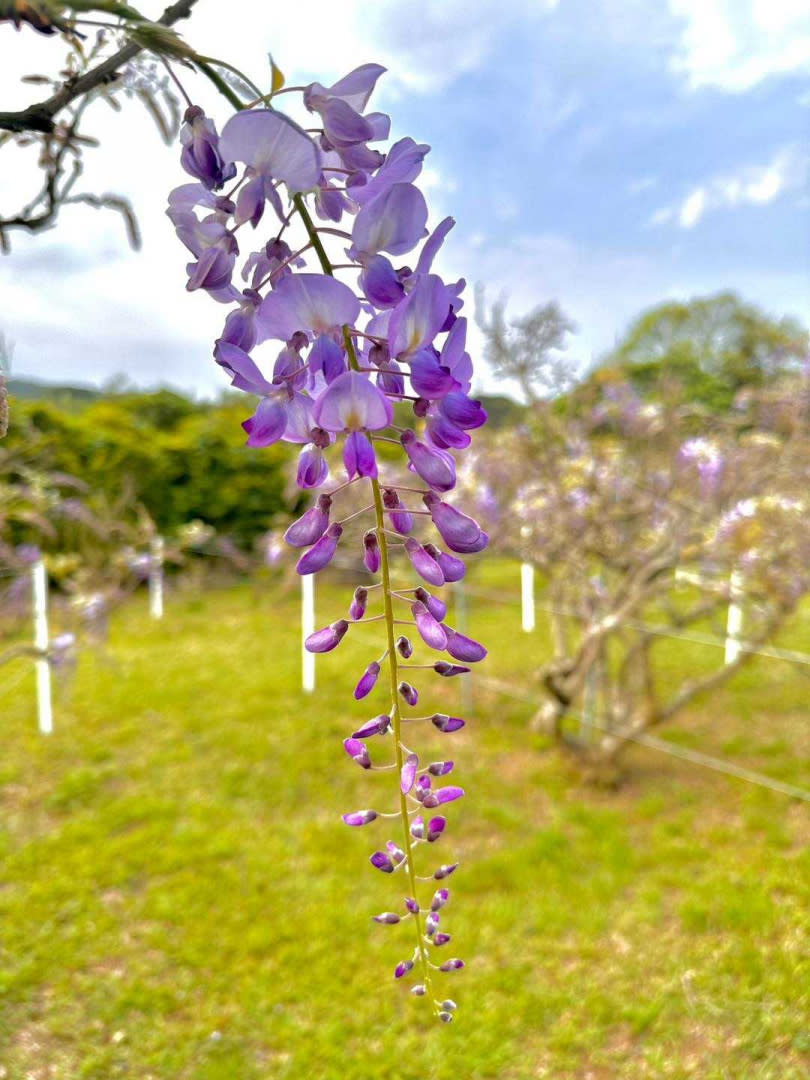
[1,0,808,395]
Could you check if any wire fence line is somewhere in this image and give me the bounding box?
[459,583,810,669]
[472,674,810,805]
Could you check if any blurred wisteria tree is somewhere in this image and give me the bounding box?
[473,298,810,776]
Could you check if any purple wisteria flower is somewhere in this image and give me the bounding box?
[168,61,489,1021]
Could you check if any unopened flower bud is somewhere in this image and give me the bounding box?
[434,863,458,880]
[370,850,395,873]
[438,1010,454,1023]
[305,619,348,653]
[352,714,391,739]
[433,661,470,677]
[398,681,418,706]
[349,586,368,620]
[342,809,377,826]
[411,983,427,996]
[405,897,420,915]
[412,601,448,650]
[394,959,414,979]
[372,912,401,924]
[410,815,425,840]
[414,586,447,622]
[353,661,380,700]
[428,761,454,776]
[343,737,371,769]
[400,752,419,794]
[424,543,466,582]
[427,816,446,842]
[404,537,445,586]
[438,958,464,972]
[363,530,380,573]
[431,713,466,733]
[434,933,452,947]
[431,888,449,911]
[396,635,413,658]
[284,494,331,547]
[425,911,439,936]
[386,840,406,864]
[296,522,343,575]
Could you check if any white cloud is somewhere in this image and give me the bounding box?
[650,144,808,228]
[669,0,810,91]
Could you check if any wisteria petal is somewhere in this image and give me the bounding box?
[219,109,321,191]
[242,396,287,447]
[257,274,361,342]
[351,182,428,258]
[313,370,393,432]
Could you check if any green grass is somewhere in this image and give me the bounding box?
[1,564,809,1079]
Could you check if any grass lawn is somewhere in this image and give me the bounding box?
[1,561,809,1078]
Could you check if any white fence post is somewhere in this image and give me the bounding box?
[301,572,316,693]
[32,559,53,735]
[725,568,744,665]
[149,535,164,620]
[520,562,536,633]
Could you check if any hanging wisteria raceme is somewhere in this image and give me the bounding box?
[167,62,489,1021]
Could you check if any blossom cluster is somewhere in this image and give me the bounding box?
[167,63,489,1019]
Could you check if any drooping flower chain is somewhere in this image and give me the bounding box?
[168,63,489,1021]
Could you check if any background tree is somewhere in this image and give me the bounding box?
[599,292,809,412]
[472,299,810,778]
[475,286,577,404]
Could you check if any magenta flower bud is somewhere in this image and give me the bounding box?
[442,626,487,663]
[405,897,420,915]
[305,619,349,653]
[352,713,391,738]
[411,984,427,996]
[343,737,371,769]
[434,863,458,880]
[413,396,430,418]
[396,635,413,658]
[386,840,406,864]
[398,681,419,707]
[422,785,464,809]
[435,934,452,948]
[342,809,377,826]
[425,911,439,936]
[431,713,466,734]
[401,752,419,794]
[438,958,464,972]
[424,543,466,582]
[415,586,447,622]
[427,816,446,842]
[383,488,414,535]
[428,761,454,776]
[411,601,448,650]
[410,815,425,840]
[296,522,343,575]
[349,586,368,620]
[372,912,401,924]
[401,429,456,492]
[284,494,331,547]
[404,537,445,586]
[363,530,381,573]
[353,661,380,700]
[423,493,489,554]
[394,960,414,979]
[438,1009,453,1022]
[431,888,449,911]
[433,661,470,677]
[370,850,395,872]
[415,775,431,800]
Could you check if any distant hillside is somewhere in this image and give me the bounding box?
[7,377,102,406]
